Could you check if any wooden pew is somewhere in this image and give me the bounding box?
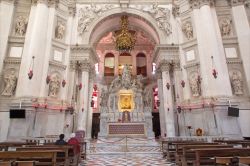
[0,150,61,166]
[16,145,79,166]
[15,161,35,166]
[0,142,36,151]
[239,157,250,165]
[192,148,250,166]
[0,161,12,166]
[180,145,233,166]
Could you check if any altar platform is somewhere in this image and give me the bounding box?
[108,122,146,137]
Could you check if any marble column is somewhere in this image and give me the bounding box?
[160,61,175,137]
[0,0,15,74]
[230,0,250,94]
[15,1,50,97]
[86,71,94,138]
[77,61,90,132]
[190,0,232,97]
[156,70,166,137]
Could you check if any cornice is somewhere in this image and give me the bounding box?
[153,44,179,63]
[31,0,59,7]
[4,57,21,65]
[226,58,242,64]
[183,62,200,69]
[49,60,67,70]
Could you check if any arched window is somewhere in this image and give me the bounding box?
[119,52,132,75]
[136,53,147,76]
[104,53,115,76]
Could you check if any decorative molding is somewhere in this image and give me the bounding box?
[77,4,117,35]
[153,45,179,63]
[189,0,215,9]
[4,57,21,65]
[226,59,242,64]
[228,0,246,6]
[31,0,59,7]
[183,62,200,69]
[172,5,180,18]
[8,36,25,44]
[182,21,193,40]
[68,1,76,16]
[129,4,172,35]
[49,60,67,70]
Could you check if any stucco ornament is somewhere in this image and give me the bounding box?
[143,86,152,108]
[220,18,232,37]
[48,74,61,97]
[15,16,28,36]
[2,71,17,96]
[100,88,109,107]
[130,4,172,35]
[77,4,116,36]
[230,71,243,95]
[182,21,193,40]
[55,22,65,40]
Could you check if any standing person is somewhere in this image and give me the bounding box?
[55,134,67,145]
[68,133,81,163]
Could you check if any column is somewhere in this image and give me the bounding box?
[86,71,94,138]
[0,0,15,74]
[230,0,250,94]
[190,0,232,97]
[156,70,166,137]
[15,1,50,97]
[160,61,175,137]
[77,60,90,132]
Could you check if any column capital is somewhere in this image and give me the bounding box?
[228,0,246,6]
[31,0,59,7]
[158,60,171,72]
[172,5,180,18]
[68,1,76,17]
[78,59,92,72]
[189,0,215,9]
[156,69,162,79]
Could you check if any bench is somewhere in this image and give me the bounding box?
[192,148,250,166]
[0,150,61,166]
[180,145,233,166]
[0,142,36,151]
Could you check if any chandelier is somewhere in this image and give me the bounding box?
[115,16,136,52]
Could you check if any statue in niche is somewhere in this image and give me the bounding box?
[134,93,141,110]
[133,74,143,89]
[143,87,152,108]
[15,16,27,36]
[2,71,17,96]
[48,74,61,97]
[100,88,109,107]
[189,73,200,97]
[230,71,243,95]
[121,64,132,89]
[182,22,193,40]
[220,18,231,37]
[115,95,118,109]
[122,111,131,123]
[55,22,65,40]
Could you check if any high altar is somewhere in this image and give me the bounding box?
[99,64,154,138]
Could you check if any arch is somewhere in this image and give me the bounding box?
[136,52,147,76]
[80,7,167,45]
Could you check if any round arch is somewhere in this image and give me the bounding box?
[80,7,168,45]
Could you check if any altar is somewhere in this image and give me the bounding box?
[108,122,145,137]
[99,64,155,138]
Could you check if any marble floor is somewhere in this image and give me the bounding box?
[80,138,174,166]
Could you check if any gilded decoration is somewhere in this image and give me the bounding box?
[115,16,136,52]
[118,90,135,112]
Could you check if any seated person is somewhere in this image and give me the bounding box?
[55,134,67,145]
[68,133,81,162]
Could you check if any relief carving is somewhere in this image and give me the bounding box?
[48,74,61,97]
[143,86,152,108]
[1,70,17,96]
[182,21,193,40]
[230,71,243,95]
[77,4,115,36]
[220,18,232,37]
[55,22,65,40]
[189,72,201,97]
[15,16,28,36]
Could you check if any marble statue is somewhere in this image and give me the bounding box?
[189,73,200,97]
[48,75,61,97]
[143,87,152,108]
[121,64,132,89]
[220,18,231,37]
[100,88,109,107]
[55,22,65,40]
[182,22,193,40]
[2,71,17,96]
[109,76,121,92]
[230,71,243,95]
[15,16,27,36]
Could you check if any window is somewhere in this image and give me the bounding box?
[136,53,147,76]
[104,53,115,76]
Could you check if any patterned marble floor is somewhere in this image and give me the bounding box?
[80,138,174,166]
